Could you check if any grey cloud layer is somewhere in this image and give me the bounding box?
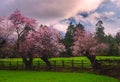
[0,0,103,24]
[1,0,78,20]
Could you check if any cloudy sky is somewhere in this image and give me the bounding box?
[0,0,120,35]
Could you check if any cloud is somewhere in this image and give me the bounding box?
[76,0,104,12]
[1,0,119,36]
[52,23,68,33]
[72,0,120,36]
[78,12,89,18]
[0,0,104,25]
[103,12,115,16]
[110,0,120,6]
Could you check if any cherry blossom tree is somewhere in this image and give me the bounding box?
[9,10,37,69]
[0,17,14,48]
[19,25,65,69]
[0,40,14,58]
[0,17,14,58]
[9,10,36,49]
[8,10,65,69]
[72,28,108,70]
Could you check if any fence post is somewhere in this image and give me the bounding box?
[16,61,18,69]
[54,60,56,71]
[37,60,40,69]
[62,60,64,68]
[22,61,24,69]
[81,60,84,69]
[9,61,12,69]
[2,61,4,68]
[109,60,112,66]
[117,60,120,66]
[71,60,74,71]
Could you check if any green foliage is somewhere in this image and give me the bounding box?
[116,32,120,45]
[0,70,118,82]
[105,35,119,55]
[76,22,85,30]
[95,20,105,42]
[63,22,84,56]
[63,22,75,56]
[95,20,119,56]
[108,43,119,55]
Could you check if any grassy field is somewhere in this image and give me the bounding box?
[1,56,120,61]
[0,70,119,82]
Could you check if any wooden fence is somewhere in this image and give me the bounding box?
[0,60,120,72]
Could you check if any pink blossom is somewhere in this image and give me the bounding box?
[9,10,37,30]
[72,29,108,56]
[19,25,65,58]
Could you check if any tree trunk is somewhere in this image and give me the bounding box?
[0,39,6,48]
[23,58,33,70]
[84,51,101,71]
[41,56,52,70]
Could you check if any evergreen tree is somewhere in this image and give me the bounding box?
[95,20,119,55]
[64,22,75,56]
[95,20,105,42]
[106,35,119,55]
[63,22,85,56]
[76,23,84,30]
[116,32,120,45]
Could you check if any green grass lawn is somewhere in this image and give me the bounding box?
[1,56,120,61]
[0,70,118,82]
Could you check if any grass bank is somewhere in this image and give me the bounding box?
[0,70,118,82]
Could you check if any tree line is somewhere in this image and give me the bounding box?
[63,20,120,57]
[0,10,120,70]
